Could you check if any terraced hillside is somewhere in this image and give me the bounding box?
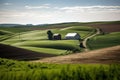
[0,26,95,57]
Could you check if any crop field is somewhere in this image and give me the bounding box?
[87,32,120,50]
[85,21,120,33]
[0,26,95,55]
[0,58,120,80]
[13,40,80,55]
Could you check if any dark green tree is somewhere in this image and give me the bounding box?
[47,30,53,40]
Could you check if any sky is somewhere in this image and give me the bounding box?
[0,0,120,24]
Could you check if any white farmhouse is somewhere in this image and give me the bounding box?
[65,33,80,40]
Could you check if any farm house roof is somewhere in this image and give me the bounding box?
[65,33,78,37]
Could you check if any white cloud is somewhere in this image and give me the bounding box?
[0,5,120,24]
[59,6,120,12]
[3,3,12,6]
[25,4,50,9]
[0,10,56,24]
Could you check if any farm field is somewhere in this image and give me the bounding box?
[87,32,120,50]
[85,21,120,33]
[0,26,95,56]
[32,45,120,64]
[0,21,120,80]
[0,21,120,57]
[0,0,120,79]
[0,21,120,60]
[0,58,120,80]
[0,44,55,60]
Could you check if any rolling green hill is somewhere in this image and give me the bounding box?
[87,32,120,50]
[0,26,95,55]
[13,40,80,55]
[0,21,120,55]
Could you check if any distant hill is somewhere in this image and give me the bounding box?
[0,24,23,27]
[0,21,120,28]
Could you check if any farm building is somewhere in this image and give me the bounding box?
[53,34,61,40]
[65,33,80,40]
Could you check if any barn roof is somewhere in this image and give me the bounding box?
[53,33,61,36]
[65,33,78,37]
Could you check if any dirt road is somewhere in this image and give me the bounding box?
[82,28,100,51]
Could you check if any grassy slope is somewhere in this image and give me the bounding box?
[0,58,120,80]
[1,26,94,55]
[87,32,120,50]
[0,30,14,41]
[20,47,67,55]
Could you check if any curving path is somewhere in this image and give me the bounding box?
[82,28,100,51]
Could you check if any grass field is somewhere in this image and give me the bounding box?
[0,58,120,80]
[87,32,120,50]
[0,26,95,55]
